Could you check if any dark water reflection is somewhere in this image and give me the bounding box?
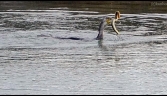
[1,1,167,13]
[0,1,167,95]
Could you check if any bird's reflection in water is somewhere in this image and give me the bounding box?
[98,40,108,51]
[97,40,121,62]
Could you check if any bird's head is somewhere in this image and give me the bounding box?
[105,17,112,25]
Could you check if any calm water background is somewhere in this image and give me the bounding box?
[0,1,167,95]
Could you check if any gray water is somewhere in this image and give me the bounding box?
[0,1,167,95]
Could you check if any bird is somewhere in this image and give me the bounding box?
[37,11,120,40]
[96,11,120,40]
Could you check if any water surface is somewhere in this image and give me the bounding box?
[0,1,167,95]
